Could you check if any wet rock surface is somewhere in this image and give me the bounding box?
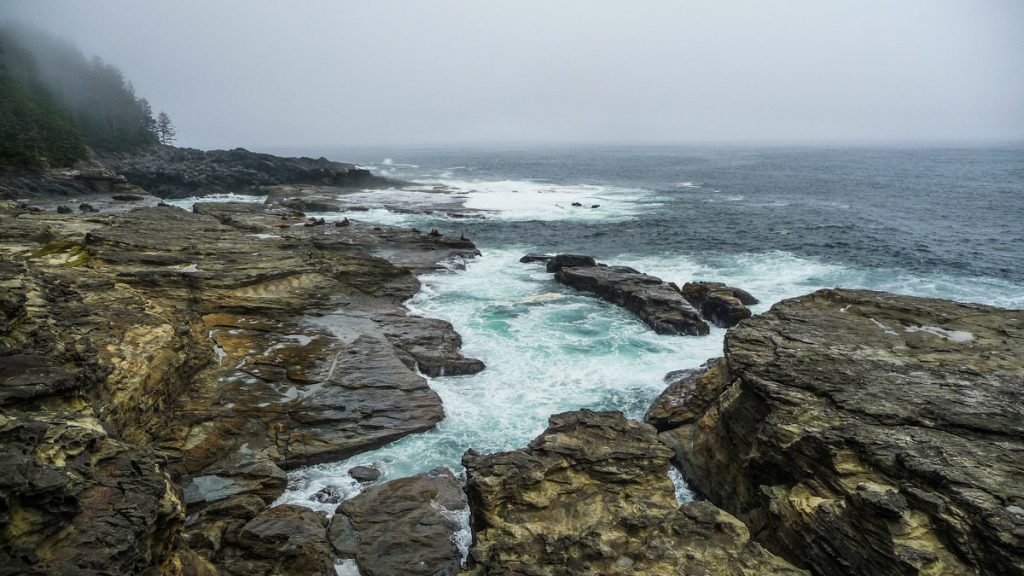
[331,467,466,576]
[680,281,758,328]
[0,197,481,574]
[553,263,710,335]
[462,409,806,575]
[654,289,1024,576]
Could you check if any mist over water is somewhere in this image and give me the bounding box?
[269,144,1024,517]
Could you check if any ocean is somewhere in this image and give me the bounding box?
[194,144,1024,529]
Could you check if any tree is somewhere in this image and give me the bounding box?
[156,111,175,145]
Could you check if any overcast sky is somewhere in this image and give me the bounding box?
[3,0,1023,149]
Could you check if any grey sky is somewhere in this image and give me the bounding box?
[3,0,1023,149]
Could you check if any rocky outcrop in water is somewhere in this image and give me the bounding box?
[461,409,806,575]
[654,289,1024,576]
[0,198,481,574]
[680,281,758,328]
[553,262,709,335]
[101,145,402,198]
[330,467,466,576]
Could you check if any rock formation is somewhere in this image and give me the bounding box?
[653,289,1024,576]
[0,198,482,574]
[331,467,466,576]
[554,263,709,335]
[462,410,806,575]
[679,281,758,328]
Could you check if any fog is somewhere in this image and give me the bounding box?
[3,0,1022,149]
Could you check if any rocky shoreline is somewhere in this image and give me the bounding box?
[1,150,1022,575]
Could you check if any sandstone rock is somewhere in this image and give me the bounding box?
[0,416,184,575]
[0,199,483,573]
[555,265,710,335]
[679,281,758,328]
[656,289,1024,576]
[331,467,467,576]
[544,253,596,272]
[462,409,805,575]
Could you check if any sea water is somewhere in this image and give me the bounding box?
[247,145,1022,518]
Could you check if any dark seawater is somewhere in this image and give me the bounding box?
[279,144,1024,286]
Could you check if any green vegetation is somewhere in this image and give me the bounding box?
[0,22,175,168]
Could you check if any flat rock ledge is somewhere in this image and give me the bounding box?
[527,254,710,335]
[652,289,1024,576]
[462,409,806,575]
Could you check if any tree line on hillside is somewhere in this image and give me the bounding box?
[0,22,175,169]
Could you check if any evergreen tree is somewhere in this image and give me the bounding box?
[156,111,176,145]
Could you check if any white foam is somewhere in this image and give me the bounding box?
[905,325,974,342]
[162,192,266,211]
[424,178,653,222]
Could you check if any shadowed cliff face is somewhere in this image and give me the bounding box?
[653,289,1024,576]
[0,199,481,574]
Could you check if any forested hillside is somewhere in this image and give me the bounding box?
[0,22,172,168]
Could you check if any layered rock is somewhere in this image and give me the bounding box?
[0,199,482,573]
[654,289,1024,576]
[462,410,806,575]
[102,145,401,198]
[680,281,758,328]
[554,264,709,335]
[331,467,466,576]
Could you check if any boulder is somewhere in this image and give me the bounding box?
[655,289,1024,575]
[545,253,596,272]
[331,467,466,576]
[348,465,382,483]
[462,410,805,575]
[519,253,552,264]
[555,265,710,335]
[680,281,758,328]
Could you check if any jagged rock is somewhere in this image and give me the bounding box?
[645,359,723,431]
[56,205,72,213]
[519,253,552,264]
[0,416,184,575]
[462,410,806,575]
[78,202,97,212]
[656,289,1024,576]
[331,467,466,576]
[680,281,758,328]
[555,265,710,335]
[310,486,344,504]
[544,253,596,272]
[348,465,382,483]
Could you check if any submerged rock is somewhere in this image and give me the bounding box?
[544,253,596,272]
[680,281,758,328]
[462,410,805,575]
[331,467,466,576]
[519,253,552,264]
[655,289,1024,575]
[555,265,710,335]
[348,465,382,483]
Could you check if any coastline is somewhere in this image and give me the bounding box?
[1,147,1022,575]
